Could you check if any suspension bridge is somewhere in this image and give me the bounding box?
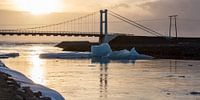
[0,9,164,43]
[1,9,200,59]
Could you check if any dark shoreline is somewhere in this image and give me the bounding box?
[0,72,51,100]
[56,36,200,60]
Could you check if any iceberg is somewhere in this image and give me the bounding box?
[91,43,112,57]
[40,43,153,61]
[91,43,153,60]
[0,61,65,100]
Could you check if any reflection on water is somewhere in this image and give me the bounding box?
[92,57,136,64]
[29,46,45,85]
[1,44,200,100]
[169,60,177,73]
[99,64,108,99]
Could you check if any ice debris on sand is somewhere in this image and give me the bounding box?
[40,43,153,60]
[0,60,65,100]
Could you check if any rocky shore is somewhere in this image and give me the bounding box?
[0,71,51,100]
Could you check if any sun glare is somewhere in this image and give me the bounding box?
[29,46,45,85]
[12,0,62,15]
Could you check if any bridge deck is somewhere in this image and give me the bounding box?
[0,32,101,37]
[0,31,128,37]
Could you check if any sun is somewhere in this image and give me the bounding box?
[12,0,62,15]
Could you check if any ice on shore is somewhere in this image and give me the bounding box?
[0,61,65,100]
[0,60,7,67]
[0,67,33,83]
[40,43,153,60]
[21,83,65,100]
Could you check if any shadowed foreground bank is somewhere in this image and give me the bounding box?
[0,72,51,100]
[56,36,200,60]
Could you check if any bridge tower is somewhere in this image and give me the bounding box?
[99,9,108,43]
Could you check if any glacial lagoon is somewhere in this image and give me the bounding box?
[1,44,200,100]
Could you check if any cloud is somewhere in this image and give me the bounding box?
[138,0,200,18]
[0,0,200,37]
[134,0,200,36]
[106,0,200,36]
[0,0,13,10]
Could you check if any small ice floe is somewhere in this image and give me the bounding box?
[190,91,200,96]
[0,53,19,59]
[165,74,186,78]
[0,55,9,59]
[40,52,91,59]
[40,43,153,61]
[0,61,65,100]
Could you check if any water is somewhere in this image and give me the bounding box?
[1,44,200,100]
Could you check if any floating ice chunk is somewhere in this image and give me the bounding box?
[0,53,19,58]
[40,52,91,59]
[107,49,136,60]
[130,48,140,56]
[106,48,152,60]
[135,54,154,59]
[0,55,9,59]
[91,43,112,57]
[130,48,153,59]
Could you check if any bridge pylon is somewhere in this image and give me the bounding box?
[99,9,108,43]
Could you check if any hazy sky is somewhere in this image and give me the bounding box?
[0,0,200,42]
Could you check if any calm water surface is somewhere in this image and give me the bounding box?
[1,44,200,100]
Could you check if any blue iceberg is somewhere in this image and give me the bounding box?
[92,44,153,60]
[91,43,112,57]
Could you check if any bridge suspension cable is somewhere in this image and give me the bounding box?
[109,10,164,37]
[23,11,99,34]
